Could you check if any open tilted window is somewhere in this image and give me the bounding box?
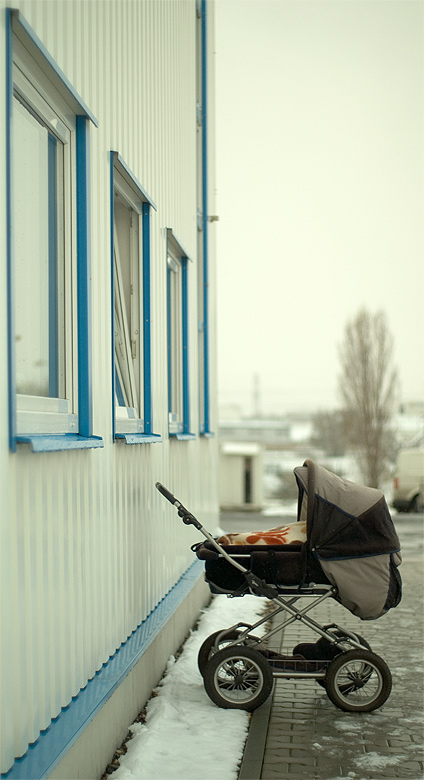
[111,153,160,444]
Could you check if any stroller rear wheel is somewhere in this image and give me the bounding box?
[314,632,371,689]
[203,646,274,711]
[198,629,262,677]
[329,630,371,652]
[325,649,392,712]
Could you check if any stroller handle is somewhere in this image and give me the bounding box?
[155,482,178,505]
[155,482,202,530]
[155,482,271,588]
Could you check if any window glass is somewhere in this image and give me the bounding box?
[13,96,65,399]
[113,185,143,426]
[168,252,183,429]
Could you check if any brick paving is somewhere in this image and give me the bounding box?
[238,518,424,780]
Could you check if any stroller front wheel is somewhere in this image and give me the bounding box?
[198,629,262,677]
[203,646,274,711]
[325,649,392,712]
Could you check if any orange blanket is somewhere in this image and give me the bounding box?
[217,521,306,547]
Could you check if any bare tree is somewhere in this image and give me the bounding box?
[311,410,347,457]
[338,308,398,488]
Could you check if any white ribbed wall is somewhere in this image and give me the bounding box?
[0,1,218,773]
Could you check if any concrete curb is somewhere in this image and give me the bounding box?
[238,695,273,780]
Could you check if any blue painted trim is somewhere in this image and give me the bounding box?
[1,560,204,780]
[110,152,116,441]
[48,133,59,398]
[181,258,190,433]
[115,368,125,407]
[6,9,16,452]
[166,228,193,263]
[10,10,98,127]
[16,434,104,452]
[201,0,211,435]
[109,152,116,441]
[142,202,152,434]
[115,433,162,444]
[112,152,157,210]
[170,433,196,441]
[76,116,93,438]
[166,248,172,417]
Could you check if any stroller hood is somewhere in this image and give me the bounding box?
[294,460,402,620]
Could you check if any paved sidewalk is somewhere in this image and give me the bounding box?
[238,519,424,780]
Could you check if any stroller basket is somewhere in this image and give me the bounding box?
[156,461,402,714]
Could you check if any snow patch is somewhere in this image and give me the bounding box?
[108,595,268,780]
[333,719,363,732]
[354,751,401,769]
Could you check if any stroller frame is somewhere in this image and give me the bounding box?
[156,481,393,713]
[207,589,369,681]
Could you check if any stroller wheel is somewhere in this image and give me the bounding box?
[325,649,392,712]
[324,630,371,652]
[314,632,371,689]
[198,629,261,678]
[203,646,274,711]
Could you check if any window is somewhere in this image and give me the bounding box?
[13,91,68,402]
[167,230,195,439]
[111,153,160,444]
[6,9,102,451]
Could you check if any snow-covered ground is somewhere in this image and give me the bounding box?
[108,594,268,780]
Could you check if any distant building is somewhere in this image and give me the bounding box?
[219,417,291,447]
[218,414,316,508]
[0,3,218,778]
[219,442,263,511]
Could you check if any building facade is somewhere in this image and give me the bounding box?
[0,2,218,777]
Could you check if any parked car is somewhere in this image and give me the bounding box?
[393,449,424,512]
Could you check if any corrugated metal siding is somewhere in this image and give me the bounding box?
[0,0,217,772]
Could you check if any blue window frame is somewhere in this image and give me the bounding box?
[6,9,102,453]
[167,229,195,440]
[110,152,161,444]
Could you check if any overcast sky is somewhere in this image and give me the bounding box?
[214,0,423,417]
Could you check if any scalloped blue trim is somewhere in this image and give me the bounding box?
[1,560,204,779]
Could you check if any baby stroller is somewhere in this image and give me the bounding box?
[156,460,402,713]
